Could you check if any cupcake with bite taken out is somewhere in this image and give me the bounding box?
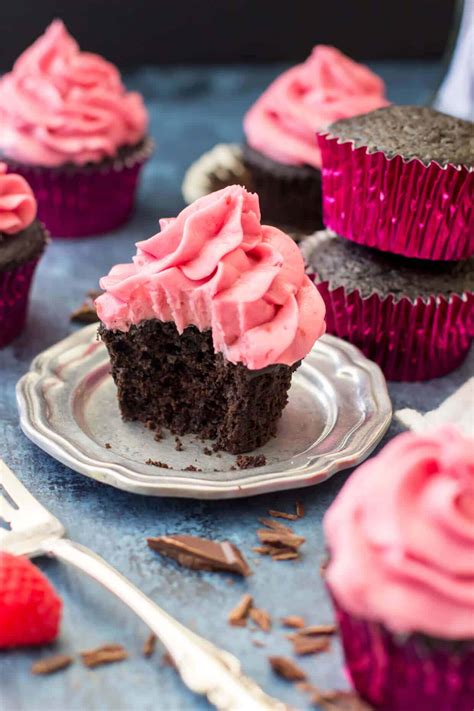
[0,20,152,238]
[243,45,388,233]
[324,426,474,711]
[96,185,326,454]
[0,164,48,347]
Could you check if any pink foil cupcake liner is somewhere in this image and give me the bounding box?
[5,139,153,239]
[318,132,474,261]
[333,598,474,711]
[0,258,39,347]
[307,276,473,381]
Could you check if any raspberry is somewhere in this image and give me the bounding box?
[0,552,62,648]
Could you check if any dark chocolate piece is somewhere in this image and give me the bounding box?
[304,231,473,300]
[100,320,297,454]
[327,105,473,167]
[147,534,252,576]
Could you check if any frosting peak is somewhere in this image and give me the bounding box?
[0,20,148,167]
[324,427,474,639]
[244,45,388,169]
[96,185,326,369]
[0,163,37,234]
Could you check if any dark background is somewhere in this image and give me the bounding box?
[0,0,459,68]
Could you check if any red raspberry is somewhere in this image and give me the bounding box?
[0,552,62,648]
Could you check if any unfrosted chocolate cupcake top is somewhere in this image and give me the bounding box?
[327,105,474,167]
[302,231,474,300]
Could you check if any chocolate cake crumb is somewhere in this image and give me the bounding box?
[249,607,272,632]
[236,455,267,469]
[203,447,213,456]
[228,594,253,626]
[269,656,306,682]
[174,437,184,451]
[105,442,112,449]
[281,615,306,629]
[183,464,202,472]
[80,644,127,668]
[31,654,73,675]
[146,459,170,469]
[268,509,298,521]
[143,633,156,658]
[147,534,251,576]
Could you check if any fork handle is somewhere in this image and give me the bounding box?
[43,538,290,711]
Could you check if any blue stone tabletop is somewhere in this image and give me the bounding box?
[1,61,472,711]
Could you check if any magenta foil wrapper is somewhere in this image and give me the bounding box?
[308,276,473,381]
[318,133,474,261]
[5,143,151,239]
[0,258,39,347]
[333,598,474,711]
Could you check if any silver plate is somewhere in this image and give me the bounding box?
[16,324,391,499]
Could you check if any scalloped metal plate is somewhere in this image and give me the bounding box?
[16,324,391,499]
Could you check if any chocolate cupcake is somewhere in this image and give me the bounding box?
[319,105,474,260]
[324,426,474,711]
[0,164,48,347]
[96,185,326,453]
[243,46,388,232]
[301,230,473,380]
[0,20,152,238]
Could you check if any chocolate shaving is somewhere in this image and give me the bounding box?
[235,454,266,469]
[145,459,170,469]
[80,643,128,668]
[70,290,101,324]
[228,594,253,626]
[147,534,251,576]
[143,632,156,657]
[271,550,299,561]
[281,615,306,629]
[291,635,330,656]
[296,500,305,518]
[288,624,336,637]
[269,656,306,681]
[162,652,177,668]
[249,607,272,632]
[268,509,299,521]
[310,688,374,710]
[258,518,294,535]
[252,639,266,648]
[257,530,305,550]
[31,654,73,675]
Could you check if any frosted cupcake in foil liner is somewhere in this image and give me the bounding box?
[0,21,152,238]
[323,427,474,711]
[0,165,48,347]
[301,231,473,381]
[318,106,473,261]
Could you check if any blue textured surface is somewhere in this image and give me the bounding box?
[1,61,472,711]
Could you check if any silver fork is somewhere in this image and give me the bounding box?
[0,460,291,711]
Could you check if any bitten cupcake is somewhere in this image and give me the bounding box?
[243,45,388,233]
[0,164,48,347]
[319,105,474,260]
[324,426,474,711]
[301,230,473,381]
[96,185,326,454]
[0,20,151,238]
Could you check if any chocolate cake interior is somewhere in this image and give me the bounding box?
[100,320,297,454]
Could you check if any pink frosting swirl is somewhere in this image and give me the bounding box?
[0,20,148,167]
[244,45,388,169]
[0,163,37,234]
[96,185,326,370]
[324,427,474,639]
